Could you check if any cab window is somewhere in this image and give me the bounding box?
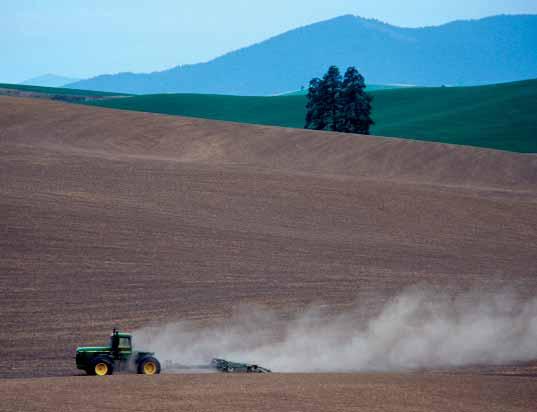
[118,337,131,350]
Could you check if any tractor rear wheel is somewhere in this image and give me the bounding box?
[137,356,161,375]
[90,357,114,376]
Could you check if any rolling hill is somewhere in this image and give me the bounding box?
[90,93,306,127]
[0,82,129,105]
[1,96,536,410]
[89,79,537,153]
[0,82,127,98]
[1,95,536,381]
[67,14,537,95]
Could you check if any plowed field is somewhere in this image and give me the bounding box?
[1,96,536,411]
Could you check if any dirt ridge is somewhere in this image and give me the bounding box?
[1,96,535,191]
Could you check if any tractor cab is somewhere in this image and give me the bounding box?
[110,329,132,354]
[110,328,133,362]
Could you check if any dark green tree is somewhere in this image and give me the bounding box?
[305,65,373,134]
[305,66,342,131]
[336,67,374,134]
[304,77,324,130]
[319,65,342,131]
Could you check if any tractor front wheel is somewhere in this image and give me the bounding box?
[137,356,161,375]
[89,357,114,376]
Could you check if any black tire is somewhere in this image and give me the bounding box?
[137,356,161,375]
[90,356,114,376]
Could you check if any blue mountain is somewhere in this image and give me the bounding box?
[67,15,537,95]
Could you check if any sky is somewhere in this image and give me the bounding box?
[2,0,537,83]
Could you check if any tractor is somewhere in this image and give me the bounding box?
[75,329,161,376]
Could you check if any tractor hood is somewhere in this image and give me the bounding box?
[76,346,110,353]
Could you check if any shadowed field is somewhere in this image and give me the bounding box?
[1,96,536,410]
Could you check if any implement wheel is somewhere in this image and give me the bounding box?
[137,356,161,375]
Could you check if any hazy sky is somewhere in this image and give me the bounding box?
[2,0,537,83]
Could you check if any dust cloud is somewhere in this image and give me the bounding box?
[134,288,537,372]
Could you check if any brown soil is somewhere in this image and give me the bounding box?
[2,373,537,412]
[1,96,536,410]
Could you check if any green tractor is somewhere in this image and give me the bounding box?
[75,329,161,376]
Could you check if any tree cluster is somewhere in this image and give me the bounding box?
[305,66,373,134]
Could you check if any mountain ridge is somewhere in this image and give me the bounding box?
[67,14,537,95]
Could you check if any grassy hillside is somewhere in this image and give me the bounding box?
[90,94,306,128]
[89,79,537,153]
[0,82,126,97]
[372,80,537,153]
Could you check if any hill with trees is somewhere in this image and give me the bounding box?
[88,79,537,153]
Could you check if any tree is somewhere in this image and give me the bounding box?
[305,66,341,131]
[336,67,374,134]
[304,77,324,130]
[319,66,342,131]
[305,65,373,134]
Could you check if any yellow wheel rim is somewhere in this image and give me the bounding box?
[143,361,156,375]
[95,362,108,376]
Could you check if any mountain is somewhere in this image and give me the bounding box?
[67,14,537,95]
[21,74,81,88]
